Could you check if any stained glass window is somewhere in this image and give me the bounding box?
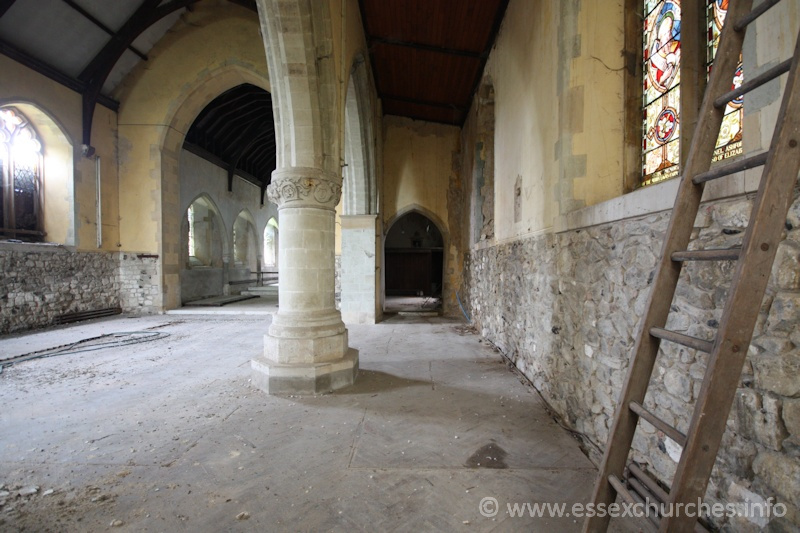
[0,107,43,241]
[641,0,743,185]
[642,0,682,186]
[708,0,744,162]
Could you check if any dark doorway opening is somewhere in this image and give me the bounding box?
[384,212,444,308]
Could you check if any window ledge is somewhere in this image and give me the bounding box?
[555,163,761,234]
[0,241,74,253]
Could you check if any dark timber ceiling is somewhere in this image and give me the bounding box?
[184,84,276,198]
[359,0,509,126]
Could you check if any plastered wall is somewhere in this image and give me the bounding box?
[0,56,120,252]
[115,1,270,256]
[464,0,800,529]
[480,0,625,242]
[382,115,462,313]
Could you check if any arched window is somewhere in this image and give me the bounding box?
[263,217,278,268]
[0,107,44,242]
[185,196,222,268]
[641,0,742,187]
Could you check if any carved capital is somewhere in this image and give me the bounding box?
[267,167,342,210]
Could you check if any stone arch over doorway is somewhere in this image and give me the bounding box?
[383,205,449,313]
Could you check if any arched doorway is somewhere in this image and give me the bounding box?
[384,211,444,313]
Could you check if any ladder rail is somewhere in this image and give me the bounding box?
[662,24,800,532]
[583,1,754,531]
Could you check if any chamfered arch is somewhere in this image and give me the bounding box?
[232,208,261,268]
[256,0,340,175]
[155,65,271,309]
[0,99,76,246]
[343,53,378,216]
[382,204,450,309]
[384,204,449,247]
[182,192,229,263]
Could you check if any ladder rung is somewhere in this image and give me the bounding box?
[734,0,782,31]
[671,248,741,262]
[692,151,769,184]
[714,58,792,109]
[628,467,710,532]
[630,402,687,447]
[650,327,714,353]
[627,477,663,528]
[608,474,635,503]
[608,475,658,532]
[628,463,669,503]
[626,481,662,529]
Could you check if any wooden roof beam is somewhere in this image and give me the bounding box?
[0,0,17,18]
[369,36,482,59]
[61,0,148,61]
[79,0,198,154]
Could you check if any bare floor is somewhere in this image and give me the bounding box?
[0,309,640,532]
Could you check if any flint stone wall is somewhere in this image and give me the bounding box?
[1,247,162,335]
[0,245,119,334]
[466,191,800,530]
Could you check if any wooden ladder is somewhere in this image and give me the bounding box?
[585,0,800,531]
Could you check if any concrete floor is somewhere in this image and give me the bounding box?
[0,306,641,532]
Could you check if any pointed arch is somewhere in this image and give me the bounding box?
[343,54,378,216]
[232,208,260,272]
[183,193,228,269]
[383,204,450,311]
[256,0,339,174]
[263,216,279,268]
[0,100,75,246]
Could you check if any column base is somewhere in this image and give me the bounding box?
[251,348,359,395]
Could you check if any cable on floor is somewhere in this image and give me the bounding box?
[0,331,170,371]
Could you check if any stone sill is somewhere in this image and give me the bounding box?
[0,241,75,253]
[469,159,763,253]
[555,159,763,234]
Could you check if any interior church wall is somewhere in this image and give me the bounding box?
[179,150,277,303]
[115,2,270,310]
[0,53,124,333]
[382,115,463,314]
[0,57,121,251]
[464,0,800,529]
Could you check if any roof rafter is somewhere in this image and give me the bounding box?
[61,0,148,61]
[0,0,16,18]
[79,0,198,153]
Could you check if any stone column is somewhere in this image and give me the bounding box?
[340,214,381,324]
[251,167,358,394]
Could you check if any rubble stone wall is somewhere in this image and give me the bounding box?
[0,245,120,334]
[119,253,161,314]
[0,247,164,335]
[465,191,800,530]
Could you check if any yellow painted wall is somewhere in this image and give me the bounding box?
[0,55,120,252]
[481,0,625,241]
[116,1,269,254]
[382,116,459,228]
[569,1,625,208]
[485,0,559,240]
